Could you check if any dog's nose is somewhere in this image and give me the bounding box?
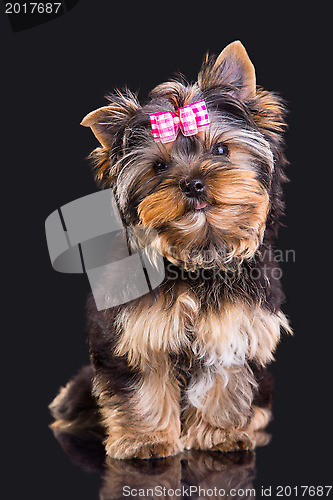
[180,178,205,198]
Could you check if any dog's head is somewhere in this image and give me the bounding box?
[82,41,287,270]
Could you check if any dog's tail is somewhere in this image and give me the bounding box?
[49,365,103,435]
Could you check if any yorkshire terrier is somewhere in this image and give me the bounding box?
[49,41,291,459]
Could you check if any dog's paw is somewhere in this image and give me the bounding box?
[133,441,182,459]
[106,435,183,460]
[212,432,256,453]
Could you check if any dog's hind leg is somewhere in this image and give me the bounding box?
[49,365,103,434]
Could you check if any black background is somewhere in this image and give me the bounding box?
[1,1,330,498]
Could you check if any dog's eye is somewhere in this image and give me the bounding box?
[153,161,168,174]
[212,143,229,157]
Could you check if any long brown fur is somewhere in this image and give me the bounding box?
[50,41,291,459]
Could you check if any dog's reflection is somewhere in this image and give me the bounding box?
[101,449,257,500]
[52,427,270,499]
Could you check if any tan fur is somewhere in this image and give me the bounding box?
[138,184,187,227]
[182,399,272,453]
[181,405,256,452]
[251,88,287,138]
[97,354,183,459]
[247,406,272,433]
[206,167,269,261]
[114,287,198,369]
[137,166,270,268]
[195,303,289,368]
[116,288,288,370]
[186,365,257,429]
[108,289,289,456]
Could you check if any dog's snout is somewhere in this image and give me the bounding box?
[180,178,205,198]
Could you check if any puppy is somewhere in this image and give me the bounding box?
[50,41,291,459]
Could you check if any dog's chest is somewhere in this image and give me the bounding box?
[114,288,283,368]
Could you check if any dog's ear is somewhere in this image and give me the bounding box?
[198,40,256,100]
[81,105,115,148]
[81,90,140,149]
[81,90,140,186]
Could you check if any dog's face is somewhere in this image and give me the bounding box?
[82,41,286,270]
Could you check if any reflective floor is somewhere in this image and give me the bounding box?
[52,427,263,499]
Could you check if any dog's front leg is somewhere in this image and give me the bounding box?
[97,354,183,459]
[181,364,258,452]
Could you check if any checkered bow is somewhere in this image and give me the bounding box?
[149,100,210,144]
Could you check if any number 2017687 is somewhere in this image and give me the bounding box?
[276,485,332,497]
[5,3,62,14]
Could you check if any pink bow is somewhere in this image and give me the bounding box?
[149,100,210,144]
